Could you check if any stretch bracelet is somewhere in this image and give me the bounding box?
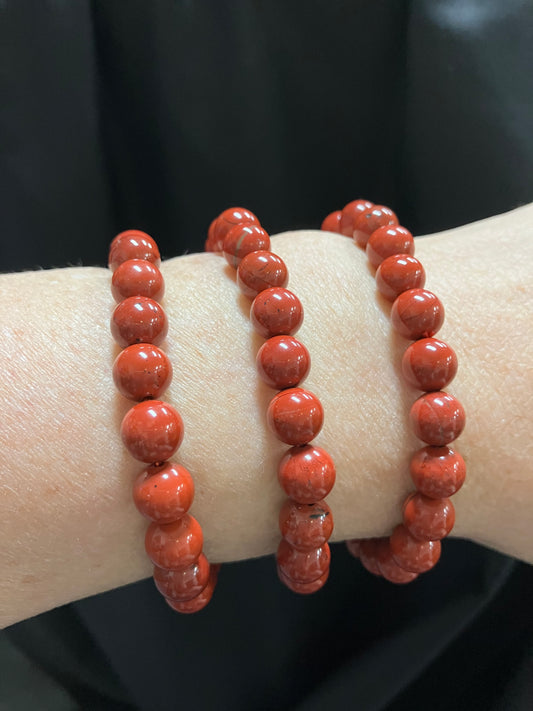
[322,201,466,582]
[206,209,336,593]
[109,230,218,613]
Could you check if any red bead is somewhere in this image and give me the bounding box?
[212,207,260,252]
[375,254,426,301]
[279,499,333,551]
[222,224,271,269]
[108,230,161,272]
[166,566,219,613]
[402,338,458,391]
[277,566,329,594]
[345,539,362,558]
[410,446,466,498]
[257,335,311,389]
[390,524,441,573]
[121,400,184,463]
[133,462,194,523]
[153,554,210,601]
[278,444,335,503]
[237,251,289,298]
[267,388,324,445]
[321,210,343,233]
[111,259,164,303]
[403,492,455,541]
[391,289,444,340]
[366,225,415,268]
[277,539,330,583]
[145,514,203,570]
[375,539,418,584]
[250,288,304,339]
[339,199,374,237]
[359,539,381,576]
[113,343,172,401]
[352,205,398,248]
[111,296,168,347]
[410,391,466,446]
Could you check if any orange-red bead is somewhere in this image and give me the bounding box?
[133,462,194,523]
[359,539,382,576]
[390,524,441,573]
[222,224,271,269]
[321,210,343,233]
[108,230,161,272]
[277,539,330,583]
[366,225,415,268]
[353,205,398,248]
[277,566,329,594]
[113,343,172,401]
[279,499,333,551]
[111,259,164,303]
[267,388,324,445]
[375,254,426,301]
[375,539,418,584]
[237,251,289,298]
[410,391,466,446]
[391,289,444,340]
[278,444,335,503]
[153,554,210,601]
[121,400,184,463]
[410,446,466,498]
[212,207,260,253]
[250,287,304,339]
[345,539,362,558]
[145,514,203,570]
[402,338,458,391]
[339,199,374,237]
[166,566,219,613]
[403,492,455,541]
[257,335,310,389]
[111,296,168,347]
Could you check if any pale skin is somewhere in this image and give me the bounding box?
[0,205,532,629]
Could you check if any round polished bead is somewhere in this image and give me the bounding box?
[352,205,398,248]
[222,224,271,268]
[375,539,418,584]
[410,391,466,445]
[366,225,415,268]
[212,207,260,253]
[345,539,362,558]
[111,259,165,303]
[403,492,455,541]
[278,444,335,503]
[359,539,382,576]
[402,338,458,391]
[237,251,289,298]
[257,335,311,389]
[278,566,329,594]
[267,388,324,445]
[108,230,161,272]
[410,446,466,498]
[166,566,218,613]
[279,499,333,551]
[111,296,168,347]
[390,524,441,573]
[153,554,210,602]
[250,288,304,339]
[121,400,184,463]
[145,514,203,570]
[339,199,374,237]
[321,210,342,233]
[375,254,426,302]
[133,462,194,523]
[391,289,445,340]
[277,539,330,583]
[113,343,172,401]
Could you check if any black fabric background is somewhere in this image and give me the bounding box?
[1,1,532,709]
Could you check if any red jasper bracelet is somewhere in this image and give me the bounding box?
[322,200,466,582]
[206,209,336,593]
[109,230,218,613]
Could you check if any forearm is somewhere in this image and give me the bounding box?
[1,205,532,627]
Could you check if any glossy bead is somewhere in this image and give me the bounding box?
[410,446,466,498]
[111,259,164,303]
[391,289,444,340]
[375,539,418,584]
[121,400,184,463]
[108,230,161,272]
[267,388,324,445]
[278,445,335,503]
[250,288,304,339]
[359,539,382,576]
[366,225,415,268]
[403,492,455,541]
[145,514,203,570]
[153,554,210,601]
[278,566,329,594]
[390,524,441,573]
[375,254,426,301]
[277,539,330,583]
[257,335,310,389]
[410,391,466,445]
[166,566,218,613]
[279,499,333,551]
[133,462,194,523]
[111,296,168,347]
[339,199,374,237]
[352,205,398,248]
[321,210,342,233]
[222,224,271,269]
[237,251,289,298]
[212,207,260,253]
[402,338,458,391]
[345,539,362,558]
[113,343,172,401]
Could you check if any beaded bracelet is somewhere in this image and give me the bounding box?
[322,200,466,582]
[206,209,336,593]
[109,230,218,612]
